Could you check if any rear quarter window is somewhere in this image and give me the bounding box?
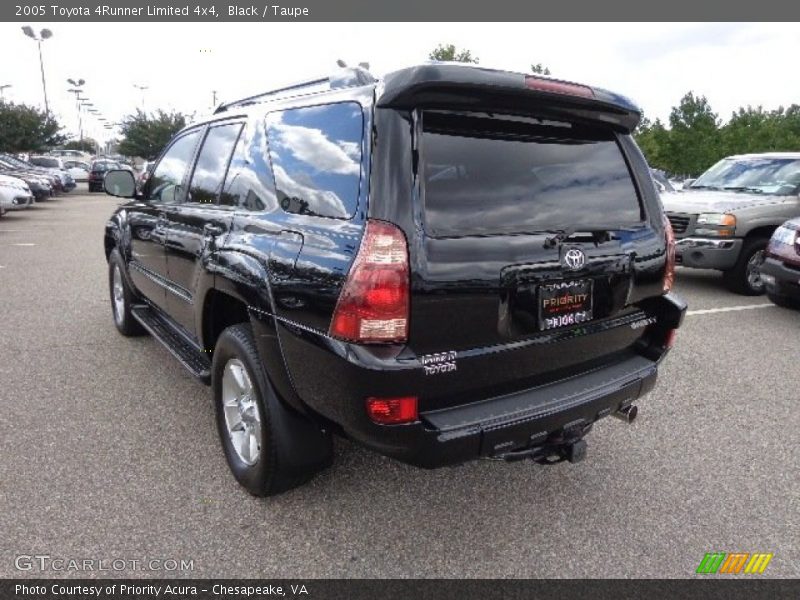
[265,102,363,219]
[421,113,643,238]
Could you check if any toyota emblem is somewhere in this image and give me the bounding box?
[562,248,586,271]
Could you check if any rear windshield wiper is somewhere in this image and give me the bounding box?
[543,227,614,248]
[722,186,763,194]
[543,227,576,249]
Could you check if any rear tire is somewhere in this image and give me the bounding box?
[212,323,332,496]
[767,292,800,309]
[108,249,146,336]
[723,237,769,296]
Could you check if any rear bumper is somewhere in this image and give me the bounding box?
[761,257,800,300]
[412,352,659,466]
[266,292,686,468]
[675,237,741,270]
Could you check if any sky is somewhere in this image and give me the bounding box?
[1,22,798,144]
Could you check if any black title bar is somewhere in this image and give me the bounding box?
[3,579,800,600]
[3,0,800,21]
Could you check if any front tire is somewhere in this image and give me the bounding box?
[723,237,769,296]
[212,324,332,496]
[108,249,145,336]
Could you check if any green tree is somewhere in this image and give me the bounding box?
[0,101,66,152]
[117,110,187,159]
[721,105,800,155]
[666,92,721,176]
[530,63,551,75]
[635,98,800,177]
[63,139,97,153]
[634,116,670,169]
[429,43,478,63]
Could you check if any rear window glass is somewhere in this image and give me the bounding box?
[421,113,643,237]
[265,102,363,219]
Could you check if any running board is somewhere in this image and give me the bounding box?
[131,305,211,383]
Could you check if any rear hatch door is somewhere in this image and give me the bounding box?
[408,111,660,400]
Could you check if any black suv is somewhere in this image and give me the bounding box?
[102,64,686,496]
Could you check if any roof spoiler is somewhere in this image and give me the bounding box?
[377,64,642,133]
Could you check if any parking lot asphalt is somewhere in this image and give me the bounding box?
[1,188,798,579]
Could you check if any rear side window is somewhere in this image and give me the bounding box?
[421,113,643,237]
[147,130,202,205]
[265,102,363,219]
[187,123,242,205]
[220,123,278,211]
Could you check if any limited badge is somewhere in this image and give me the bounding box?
[420,351,457,376]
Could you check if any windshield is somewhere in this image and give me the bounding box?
[691,157,800,195]
[92,161,119,172]
[1,155,28,168]
[30,157,60,168]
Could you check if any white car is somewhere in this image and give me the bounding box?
[63,160,90,182]
[0,174,34,211]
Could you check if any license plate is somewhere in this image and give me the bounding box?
[538,279,593,331]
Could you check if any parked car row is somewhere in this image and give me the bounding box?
[0,152,78,216]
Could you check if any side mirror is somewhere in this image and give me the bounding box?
[104,169,136,198]
[683,178,696,188]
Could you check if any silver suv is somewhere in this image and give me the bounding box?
[662,152,800,295]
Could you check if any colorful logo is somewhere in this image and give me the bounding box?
[696,552,773,574]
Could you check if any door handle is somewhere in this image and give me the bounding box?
[203,223,225,237]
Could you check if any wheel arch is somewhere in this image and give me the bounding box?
[743,225,777,242]
[203,250,308,415]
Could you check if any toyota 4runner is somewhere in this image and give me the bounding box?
[102,63,686,496]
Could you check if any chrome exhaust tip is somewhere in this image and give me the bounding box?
[613,404,638,423]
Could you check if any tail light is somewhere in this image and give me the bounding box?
[665,329,678,349]
[366,396,418,425]
[329,219,410,344]
[663,215,676,293]
[525,76,594,98]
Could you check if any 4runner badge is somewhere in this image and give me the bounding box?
[421,351,457,375]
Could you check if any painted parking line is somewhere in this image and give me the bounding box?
[687,303,774,316]
[9,243,36,247]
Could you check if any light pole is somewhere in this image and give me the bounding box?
[0,84,11,100]
[21,26,53,113]
[133,83,148,112]
[67,78,85,143]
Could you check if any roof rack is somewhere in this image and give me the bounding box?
[214,64,377,114]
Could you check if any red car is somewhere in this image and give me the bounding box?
[762,218,800,308]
